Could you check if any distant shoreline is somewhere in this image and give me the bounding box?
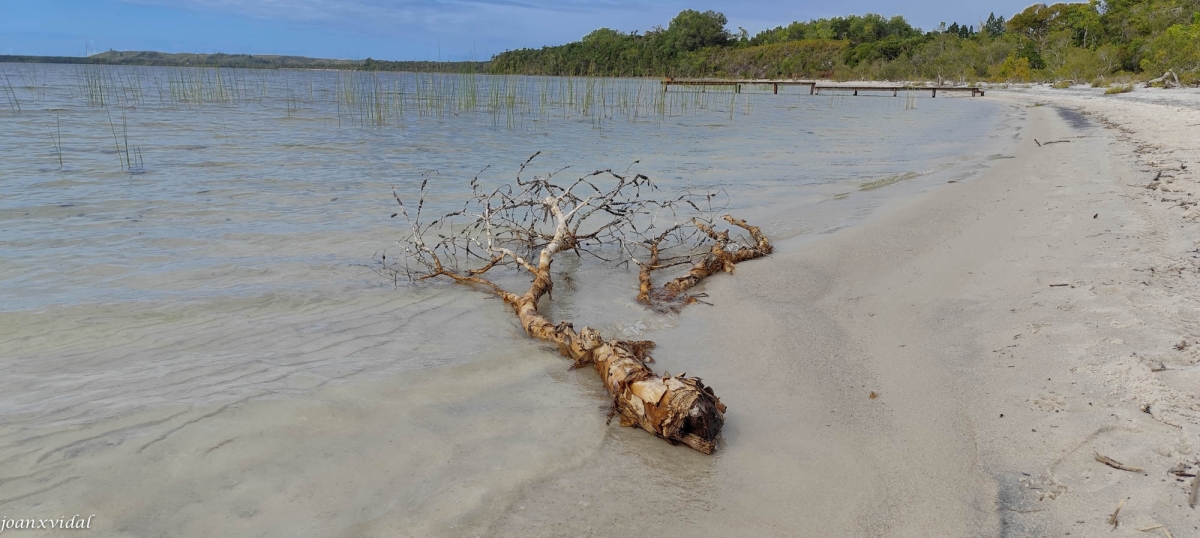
[0,51,488,73]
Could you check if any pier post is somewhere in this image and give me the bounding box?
[773,83,778,94]
[853,90,858,96]
[809,84,815,95]
[932,88,937,98]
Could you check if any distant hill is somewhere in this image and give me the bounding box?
[0,51,488,73]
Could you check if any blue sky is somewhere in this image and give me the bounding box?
[2,1,1043,61]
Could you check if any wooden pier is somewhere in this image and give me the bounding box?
[661,79,816,94]
[661,79,985,97]
[814,85,985,97]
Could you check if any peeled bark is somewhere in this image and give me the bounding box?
[433,231,728,453]
[506,285,726,454]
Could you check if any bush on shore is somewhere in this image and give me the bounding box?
[490,2,1200,84]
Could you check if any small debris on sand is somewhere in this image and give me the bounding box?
[1094,452,1144,473]
[1109,497,1127,530]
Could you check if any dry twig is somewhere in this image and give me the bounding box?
[1109,497,1127,530]
[1095,452,1144,473]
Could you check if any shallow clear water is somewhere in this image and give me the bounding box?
[0,64,1016,426]
[0,65,1029,534]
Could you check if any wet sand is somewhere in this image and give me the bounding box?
[3,88,1199,536]
[476,90,1200,536]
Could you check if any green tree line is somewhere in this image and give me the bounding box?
[487,1,1200,84]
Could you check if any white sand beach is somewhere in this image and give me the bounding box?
[482,87,1200,536]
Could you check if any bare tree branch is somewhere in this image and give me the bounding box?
[380,154,773,454]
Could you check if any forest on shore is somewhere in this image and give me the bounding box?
[4,2,1197,84]
[487,1,1200,84]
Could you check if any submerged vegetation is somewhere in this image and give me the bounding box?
[1,66,21,111]
[51,65,757,128]
[490,2,1200,84]
[4,3,1192,173]
[0,62,772,174]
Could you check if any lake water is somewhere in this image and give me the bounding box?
[0,63,1020,534]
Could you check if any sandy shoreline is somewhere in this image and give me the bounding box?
[2,86,1198,536]
[487,87,1200,535]
[484,88,1200,533]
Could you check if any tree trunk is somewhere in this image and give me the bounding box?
[437,250,727,454]
[1146,70,1180,88]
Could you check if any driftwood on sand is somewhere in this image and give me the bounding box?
[379,154,772,453]
[1109,497,1126,530]
[1145,70,1181,88]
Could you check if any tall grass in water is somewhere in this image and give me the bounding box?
[47,111,63,168]
[1,66,21,111]
[327,73,759,129]
[52,65,765,129]
[14,64,49,100]
[76,65,152,107]
[336,71,399,127]
[105,108,144,173]
[165,67,244,106]
[72,64,270,108]
[77,64,109,106]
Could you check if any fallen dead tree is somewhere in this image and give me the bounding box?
[1146,70,1181,88]
[379,154,772,453]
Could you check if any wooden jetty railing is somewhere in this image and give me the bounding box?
[661,79,816,94]
[814,85,985,97]
[660,79,985,97]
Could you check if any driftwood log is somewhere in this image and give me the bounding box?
[381,154,772,453]
[1146,70,1181,88]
